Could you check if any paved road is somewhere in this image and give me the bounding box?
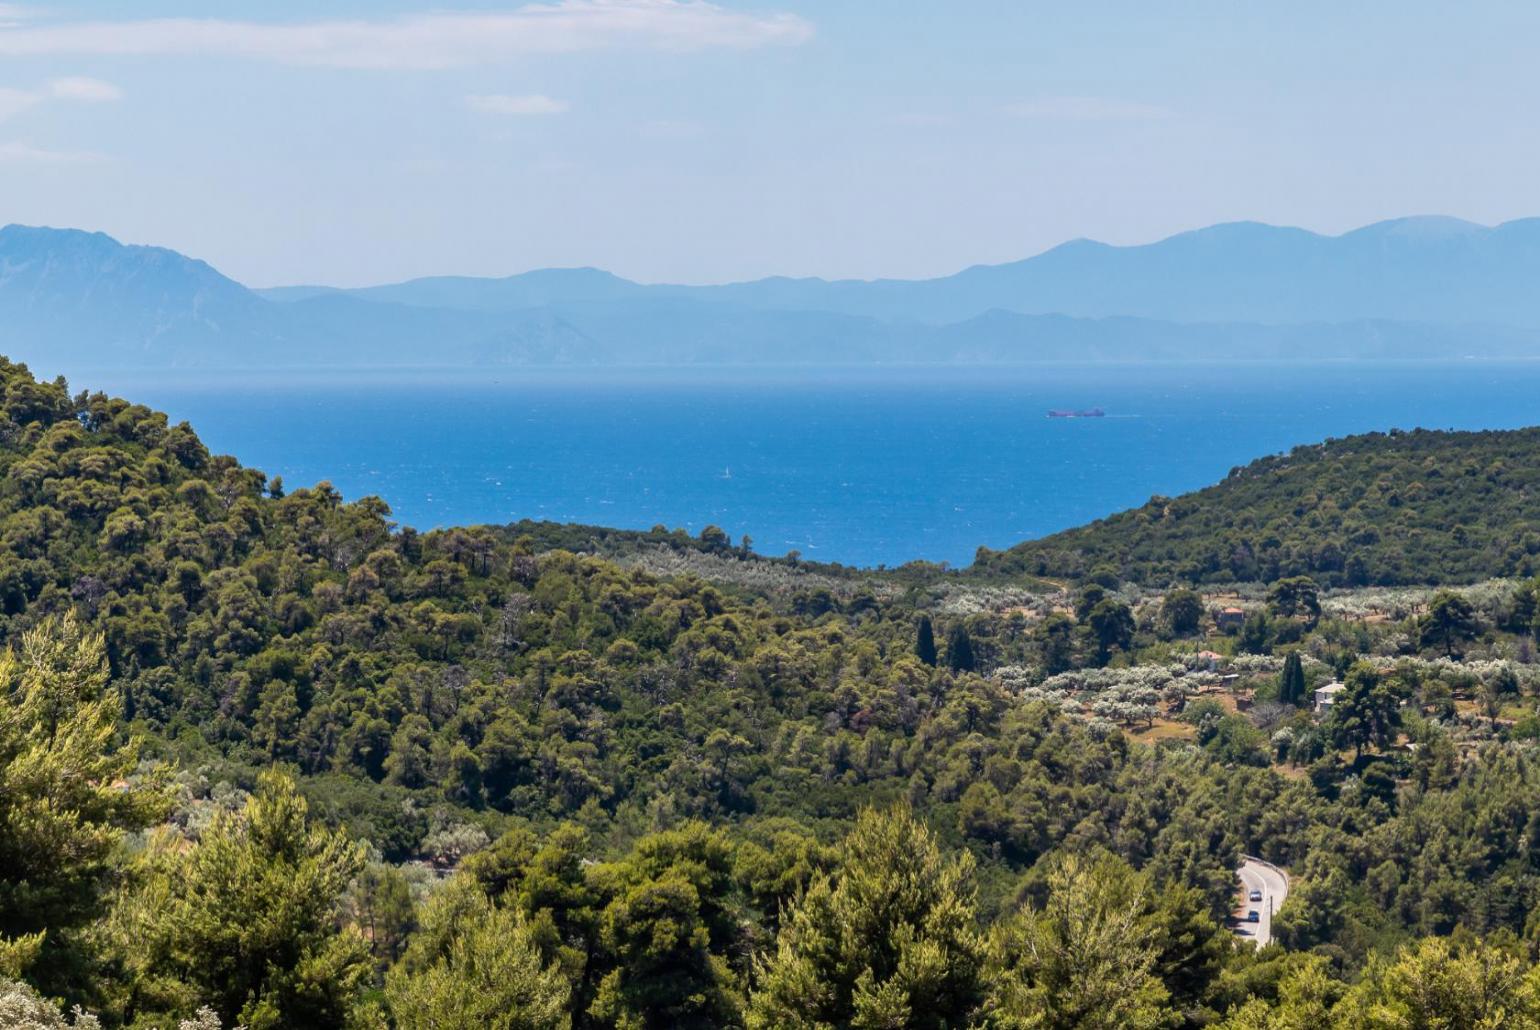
[1234,856,1289,948]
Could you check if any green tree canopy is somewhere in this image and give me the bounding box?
[1278,651,1307,707]
[915,615,938,667]
[974,427,1540,588]
[746,806,990,1030]
[0,616,167,993]
[989,849,1174,1030]
[1333,933,1540,1029]
[1268,577,1322,624]
[1419,590,1481,657]
[947,624,977,673]
[1087,598,1136,665]
[1215,955,1339,1029]
[1161,588,1205,638]
[1328,662,1407,760]
[586,823,744,1030]
[387,877,571,1030]
[112,769,370,1029]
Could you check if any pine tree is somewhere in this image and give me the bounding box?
[113,770,370,1029]
[1419,590,1481,657]
[746,806,989,1029]
[1328,662,1405,759]
[1333,935,1540,1027]
[1216,956,1336,1029]
[587,823,743,1029]
[947,624,976,673]
[989,850,1174,1029]
[387,878,570,1030]
[0,616,168,994]
[915,615,938,666]
[346,861,417,965]
[1268,576,1322,624]
[1087,599,1136,665]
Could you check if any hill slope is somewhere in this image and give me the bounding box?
[975,426,1540,586]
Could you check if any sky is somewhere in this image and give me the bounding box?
[1,1,1538,287]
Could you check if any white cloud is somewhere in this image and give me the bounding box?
[0,76,122,121]
[466,93,569,115]
[0,140,105,164]
[1005,97,1172,121]
[0,1,814,70]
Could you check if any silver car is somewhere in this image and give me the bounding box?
[1248,889,1263,903]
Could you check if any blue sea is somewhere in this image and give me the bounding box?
[71,363,1540,569]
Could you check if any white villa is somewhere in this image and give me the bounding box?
[1314,681,1346,714]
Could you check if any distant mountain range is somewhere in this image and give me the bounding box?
[7,216,1540,369]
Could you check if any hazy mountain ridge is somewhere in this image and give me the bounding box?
[9,218,1540,369]
[264,215,1540,326]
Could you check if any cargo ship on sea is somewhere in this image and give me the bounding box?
[1046,407,1105,418]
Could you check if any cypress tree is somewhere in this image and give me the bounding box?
[1280,651,1306,706]
[947,624,976,673]
[916,616,938,666]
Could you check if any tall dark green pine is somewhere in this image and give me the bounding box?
[916,616,938,667]
[1279,651,1306,706]
[947,624,976,673]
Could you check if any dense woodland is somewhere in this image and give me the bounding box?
[976,427,1540,587]
[9,357,1540,1026]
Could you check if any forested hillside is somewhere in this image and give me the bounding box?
[10,358,1540,1027]
[976,426,1540,587]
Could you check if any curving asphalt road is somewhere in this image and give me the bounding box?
[1234,856,1289,948]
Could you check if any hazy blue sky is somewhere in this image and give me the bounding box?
[1,1,1536,286]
